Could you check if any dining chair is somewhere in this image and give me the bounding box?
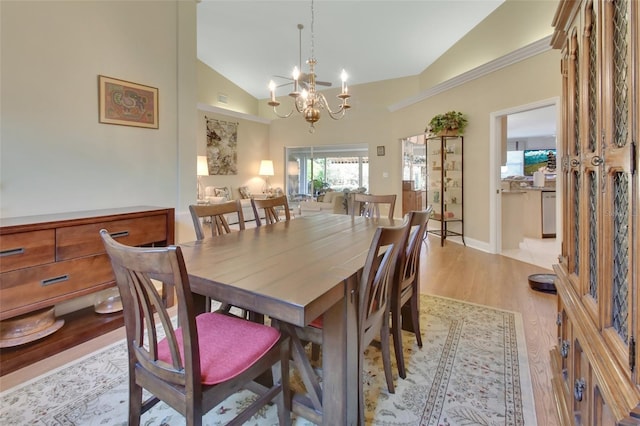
[189,202,254,317]
[350,193,396,220]
[294,218,411,422]
[189,201,245,239]
[100,229,291,426]
[391,207,432,379]
[251,195,291,226]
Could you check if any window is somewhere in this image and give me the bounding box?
[285,144,368,198]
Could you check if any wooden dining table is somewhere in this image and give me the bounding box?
[179,213,398,425]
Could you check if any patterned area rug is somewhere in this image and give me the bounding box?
[0,295,537,425]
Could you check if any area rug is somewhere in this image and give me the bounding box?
[0,295,537,425]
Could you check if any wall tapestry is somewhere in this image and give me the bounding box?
[205,117,238,175]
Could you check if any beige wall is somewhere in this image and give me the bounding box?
[394,50,561,245]
[0,0,198,243]
[197,60,259,116]
[419,0,558,90]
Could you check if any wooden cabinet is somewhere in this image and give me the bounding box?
[426,134,465,246]
[0,206,174,375]
[550,1,639,424]
[402,182,423,216]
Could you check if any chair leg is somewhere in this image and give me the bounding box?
[410,295,422,347]
[379,314,395,394]
[391,302,407,379]
[128,378,143,426]
[358,351,366,425]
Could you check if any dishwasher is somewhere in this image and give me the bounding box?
[541,191,556,238]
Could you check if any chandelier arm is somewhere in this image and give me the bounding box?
[294,97,306,113]
[271,105,294,119]
[315,92,347,119]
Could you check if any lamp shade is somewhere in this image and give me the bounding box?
[197,156,209,176]
[259,160,274,176]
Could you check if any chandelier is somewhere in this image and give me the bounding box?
[268,0,351,133]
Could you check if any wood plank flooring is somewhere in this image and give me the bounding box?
[1,235,560,425]
[419,236,559,426]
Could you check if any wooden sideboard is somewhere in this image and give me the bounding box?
[0,206,175,375]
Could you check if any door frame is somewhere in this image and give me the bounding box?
[488,97,562,254]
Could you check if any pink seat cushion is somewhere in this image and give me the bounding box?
[309,316,323,328]
[157,312,281,385]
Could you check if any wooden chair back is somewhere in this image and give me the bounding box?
[397,207,432,300]
[189,201,245,240]
[100,229,291,426]
[356,219,410,419]
[391,207,432,379]
[292,217,410,423]
[350,193,396,220]
[251,195,291,226]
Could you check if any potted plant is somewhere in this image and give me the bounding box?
[426,111,468,136]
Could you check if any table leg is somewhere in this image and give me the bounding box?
[322,276,359,425]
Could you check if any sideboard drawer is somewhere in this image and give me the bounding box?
[0,230,55,273]
[0,254,114,319]
[56,214,168,260]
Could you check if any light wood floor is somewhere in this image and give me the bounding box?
[1,235,560,425]
[420,236,559,426]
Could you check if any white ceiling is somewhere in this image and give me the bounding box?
[197,0,505,100]
[197,1,555,139]
[507,105,557,139]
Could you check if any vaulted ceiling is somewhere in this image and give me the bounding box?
[197,0,505,100]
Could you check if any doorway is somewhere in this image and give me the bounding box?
[489,98,562,269]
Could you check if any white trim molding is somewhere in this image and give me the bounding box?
[197,103,271,124]
[389,36,553,112]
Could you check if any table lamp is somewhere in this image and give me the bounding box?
[259,160,274,194]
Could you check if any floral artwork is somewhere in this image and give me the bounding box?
[205,117,238,175]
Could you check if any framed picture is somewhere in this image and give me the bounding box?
[98,75,158,129]
[377,145,385,156]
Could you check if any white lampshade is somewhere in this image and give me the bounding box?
[259,160,274,176]
[197,156,209,176]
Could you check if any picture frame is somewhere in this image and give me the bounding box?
[98,75,158,129]
[377,145,385,156]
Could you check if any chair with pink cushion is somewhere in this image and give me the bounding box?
[100,229,291,426]
[391,207,432,379]
[294,218,410,422]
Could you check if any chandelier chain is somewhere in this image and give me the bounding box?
[310,0,315,60]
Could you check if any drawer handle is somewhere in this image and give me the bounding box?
[0,247,25,257]
[561,340,570,358]
[41,275,69,286]
[574,378,586,402]
[110,231,129,239]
